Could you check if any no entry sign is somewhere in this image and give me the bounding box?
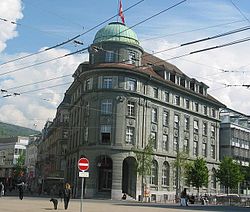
[78,157,89,171]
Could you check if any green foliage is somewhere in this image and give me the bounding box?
[132,136,154,177]
[0,122,39,138]
[216,157,244,193]
[185,157,208,194]
[13,153,26,181]
[171,151,189,170]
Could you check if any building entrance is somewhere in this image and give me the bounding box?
[122,157,137,199]
[97,156,112,192]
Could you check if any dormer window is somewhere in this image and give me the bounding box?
[170,73,175,83]
[128,50,137,65]
[105,51,114,62]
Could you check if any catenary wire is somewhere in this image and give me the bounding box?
[0,0,146,67]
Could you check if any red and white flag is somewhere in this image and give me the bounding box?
[119,0,125,24]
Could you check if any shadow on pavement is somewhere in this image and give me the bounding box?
[115,202,250,212]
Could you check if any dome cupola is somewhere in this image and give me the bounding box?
[89,22,143,66]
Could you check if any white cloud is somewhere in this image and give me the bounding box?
[0,0,23,52]
[0,49,86,130]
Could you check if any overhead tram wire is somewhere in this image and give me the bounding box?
[230,0,250,24]
[141,19,246,41]
[0,47,88,77]
[165,36,250,61]
[0,17,70,40]
[144,25,250,54]
[0,0,186,78]
[5,74,72,91]
[0,0,146,67]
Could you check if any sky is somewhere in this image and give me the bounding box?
[0,0,250,131]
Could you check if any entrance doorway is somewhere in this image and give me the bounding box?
[122,157,137,198]
[97,156,112,193]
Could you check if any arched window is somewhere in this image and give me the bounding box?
[211,168,217,189]
[150,160,158,185]
[162,161,170,186]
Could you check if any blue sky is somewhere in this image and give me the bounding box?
[1,0,250,129]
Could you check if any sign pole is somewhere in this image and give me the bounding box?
[80,177,84,212]
[78,158,89,212]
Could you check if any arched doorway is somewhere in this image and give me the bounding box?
[122,157,137,198]
[97,155,113,194]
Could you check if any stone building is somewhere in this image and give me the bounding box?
[63,22,225,201]
[220,108,250,194]
[36,95,70,194]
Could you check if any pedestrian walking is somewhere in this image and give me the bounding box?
[63,183,71,210]
[17,182,25,200]
[180,188,188,206]
[0,182,4,197]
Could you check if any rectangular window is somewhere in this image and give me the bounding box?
[184,116,189,131]
[150,131,157,149]
[185,99,190,109]
[105,51,114,62]
[203,106,207,115]
[85,79,92,90]
[211,108,216,118]
[163,110,169,126]
[193,141,198,156]
[126,78,137,91]
[162,134,168,151]
[127,101,135,116]
[103,77,112,88]
[153,87,158,98]
[211,144,215,159]
[128,51,137,64]
[126,127,134,144]
[194,120,199,134]
[100,125,111,144]
[174,95,180,106]
[211,125,215,137]
[174,114,179,129]
[202,143,207,157]
[151,108,157,123]
[194,102,199,112]
[84,127,88,143]
[101,99,112,114]
[183,139,189,154]
[173,137,178,152]
[203,122,207,135]
[164,92,169,102]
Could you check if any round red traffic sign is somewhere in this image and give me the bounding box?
[78,158,89,171]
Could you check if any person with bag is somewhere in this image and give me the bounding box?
[63,183,72,210]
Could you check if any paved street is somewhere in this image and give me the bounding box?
[0,196,249,212]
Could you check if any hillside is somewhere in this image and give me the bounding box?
[0,122,40,138]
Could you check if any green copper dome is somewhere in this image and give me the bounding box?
[93,22,140,46]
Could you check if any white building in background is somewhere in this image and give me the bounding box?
[0,136,29,183]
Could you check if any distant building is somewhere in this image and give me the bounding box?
[0,136,29,185]
[62,22,225,201]
[36,95,70,194]
[25,134,41,191]
[220,108,250,194]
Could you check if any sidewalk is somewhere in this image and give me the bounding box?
[0,196,250,212]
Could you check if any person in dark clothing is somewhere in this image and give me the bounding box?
[63,183,71,210]
[180,188,188,206]
[17,182,24,200]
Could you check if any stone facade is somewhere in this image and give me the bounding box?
[63,22,224,201]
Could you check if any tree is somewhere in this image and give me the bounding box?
[185,157,208,195]
[13,153,26,183]
[132,136,154,202]
[216,157,244,195]
[171,151,188,197]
